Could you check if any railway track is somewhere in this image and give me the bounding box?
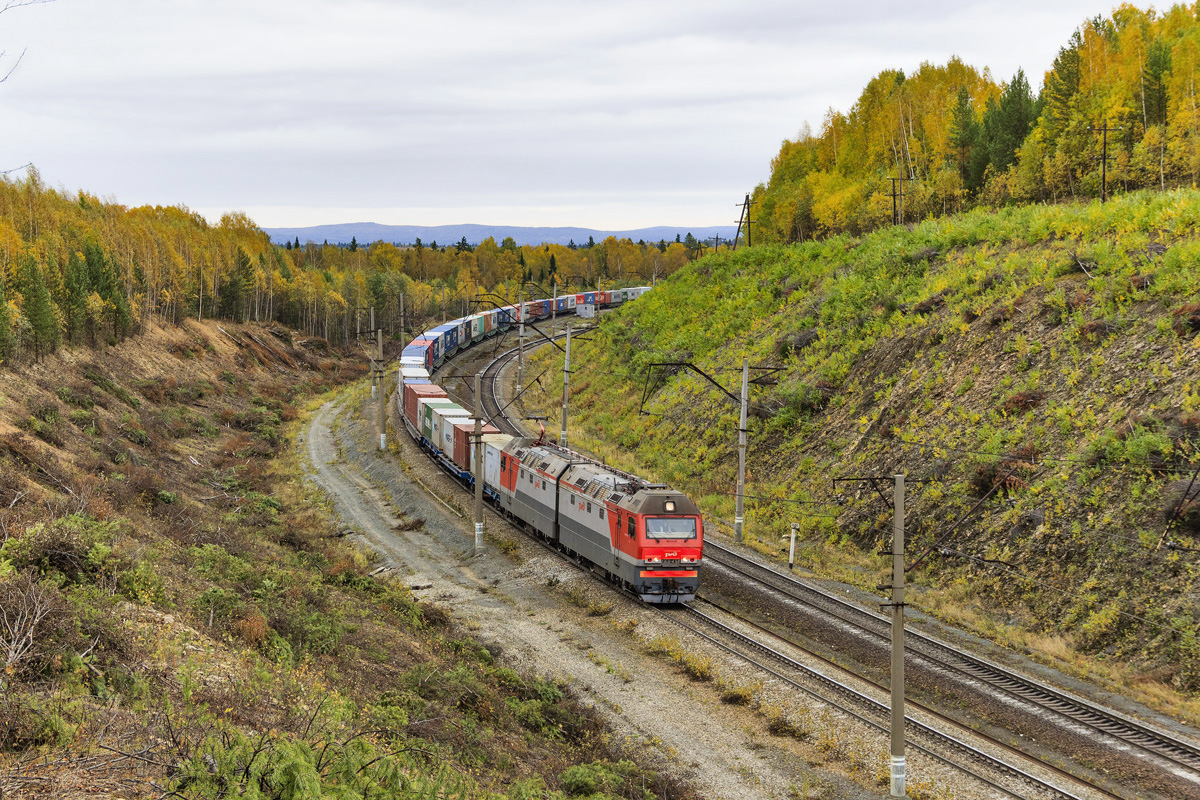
[417,327,1197,800]
[652,602,1102,800]
[704,541,1200,784]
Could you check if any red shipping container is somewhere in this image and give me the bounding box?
[597,290,611,305]
[404,383,448,430]
[452,420,500,472]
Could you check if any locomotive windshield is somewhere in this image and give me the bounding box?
[645,517,697,540]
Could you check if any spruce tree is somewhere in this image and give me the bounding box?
[63,251,89,345]
[21,254,60,360]
[0,272,12,362]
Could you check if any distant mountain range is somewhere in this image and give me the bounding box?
[261,222,740,248]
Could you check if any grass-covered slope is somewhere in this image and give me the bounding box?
[527,189,1200,705]
[0,322,683,799]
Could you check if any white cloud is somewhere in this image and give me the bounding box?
[0,0,1110,228]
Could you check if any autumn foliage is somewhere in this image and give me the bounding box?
[755,4,1200,242]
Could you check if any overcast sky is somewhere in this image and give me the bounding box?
[1,0,1113,230]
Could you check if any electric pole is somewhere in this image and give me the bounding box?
[377,326,386,451]
[474,373,484,556]
[888,177,913,226]
[735,356,749,543]
[888,473,906,798]
[517,287,525,401]
[369,307,377,401]
[1088,119,1123,203]
[560,324,572,447]
[733,194,754,250]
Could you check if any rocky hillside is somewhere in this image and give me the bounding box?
[525,188,1200,708]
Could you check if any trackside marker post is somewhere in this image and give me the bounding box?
[788,522,797,570]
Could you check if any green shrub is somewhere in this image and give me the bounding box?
[117,560,164,605]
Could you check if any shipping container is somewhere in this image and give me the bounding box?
[403,340,435,371]
[431,406,469,451]
[419,332,444,365]
[610,288,626,303]
[439,416,473,461]
[581,291,597,305]
[565,295,577,310]
[555,296,568,312]
[419,398,462,442]
[466,314,485,342]
[429,323,459,356]
[597,290,611,306]
[403,384,448,430]
[399,366,430,392]
[477,433,514,489]
[450,420,502,472]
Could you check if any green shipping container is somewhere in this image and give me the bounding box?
[420,399,462,441]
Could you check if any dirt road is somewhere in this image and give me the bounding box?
[300,387,883,800]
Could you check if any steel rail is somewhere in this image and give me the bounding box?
[705,540,1200,778]
[651,603,1093,800]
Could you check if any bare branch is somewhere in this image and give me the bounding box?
[0,47,24,84]
[0,571,57,673]
[0,1,55,15]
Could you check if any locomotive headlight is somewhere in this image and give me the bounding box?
[646,557,661,564]
[664,501,676,512]
[680,557,697,564]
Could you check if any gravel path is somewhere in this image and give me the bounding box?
[299,388,887,800]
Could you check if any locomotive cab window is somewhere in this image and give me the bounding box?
[627,516,636,538]
[645,517,697,540]
[599,508,604,520]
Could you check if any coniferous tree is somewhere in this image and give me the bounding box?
[950,87,980,185]
[0,272,12,362]
[63,251,89,345]
[21,254,60,360]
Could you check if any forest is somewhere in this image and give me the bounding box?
[0,171,697,363]
[753,3,1200,242]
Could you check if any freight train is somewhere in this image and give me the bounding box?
[394,287,703,604]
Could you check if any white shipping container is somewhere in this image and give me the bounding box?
[440,415,473,457]
[476,433,513,486]
[431,405,468,446]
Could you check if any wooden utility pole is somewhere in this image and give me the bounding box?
[888,474,907,797]
[560,324,571,447]
[732,193,754,250]
[473,373,484,556]
[1088,119,1123,202]
[735,357,749,543]
[888,177,913,225]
